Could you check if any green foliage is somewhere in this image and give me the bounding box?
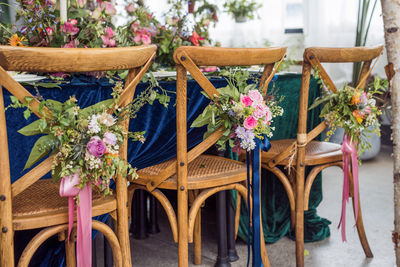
[223,0,262,21]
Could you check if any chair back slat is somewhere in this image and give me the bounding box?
[0,45,157,72]
[304,46,383,63]
[11,157,54,197]
[174,46,287,66]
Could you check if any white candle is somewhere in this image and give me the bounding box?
[60,0,67,23]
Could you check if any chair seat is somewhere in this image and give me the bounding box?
[135,155,247,190]
[12,179,116,231]
[262,139,342,166]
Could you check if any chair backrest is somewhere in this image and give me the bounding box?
[263,46,383,168]
[0,45,156,254]
[147,46,286,192]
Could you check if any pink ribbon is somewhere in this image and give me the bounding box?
[338,134,359,242]
[60,172,92,267]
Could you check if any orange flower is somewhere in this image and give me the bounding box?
[8,34,25,47]
[351,92,361,105]
[353,110,363,124]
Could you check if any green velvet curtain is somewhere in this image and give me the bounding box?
[229,73,331,243]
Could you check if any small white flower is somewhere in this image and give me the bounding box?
[99,113,116,127]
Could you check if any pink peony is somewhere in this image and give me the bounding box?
[140,34,151,45]
[69,19,78,25]
[87,136,107,158]
[109,38,116,47]
[125,3,136,13]
[130,22,139,32]
[248,89,263,104]
[240,94,253,107]
[103,132,117,146]
[243,116,258,130]
[62,22,79,35]
[105,27,114,38]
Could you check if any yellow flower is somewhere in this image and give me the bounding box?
[8,34,25,47]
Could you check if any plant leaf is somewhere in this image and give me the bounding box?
[18,119,49,136]
[80,99,114,117]
[23,135,57,170]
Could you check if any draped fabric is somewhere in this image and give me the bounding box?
[4,73,329,266]
[232,73,331,243]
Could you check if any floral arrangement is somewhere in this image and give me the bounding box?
[223,0,262,22]
[191,70,283,153]
[0,0,117,48]
[309,76,384,154]
[0,0,217,68]
[8,82,161,197]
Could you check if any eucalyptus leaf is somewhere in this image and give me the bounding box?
[18,119,49,136]
[24,135,57,170]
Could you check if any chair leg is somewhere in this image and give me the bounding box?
[148,195,160,234]
[131,190,148,239]
[352,192,373,257]
[291,209,296,230]
[104,216,114,267]
[216,190,230,267]
[65,240,76,267]
[193,207,202,265]
[295,170,305,267]
[226,191,239,262]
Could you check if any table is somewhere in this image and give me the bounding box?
[4,73,330,266]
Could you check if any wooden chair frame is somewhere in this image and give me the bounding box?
[261,46,383,267]
[128,46,287,267]
[0,45,157,267]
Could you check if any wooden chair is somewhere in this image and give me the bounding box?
[0,45,157,267]
[260,46,383,267]
[128,46,287,266]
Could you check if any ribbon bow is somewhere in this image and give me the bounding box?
[246,137,271,267]
[338,134,359,242]
[60,172,92,267]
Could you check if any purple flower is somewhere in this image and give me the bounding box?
[87,136,107,158]
[103,132,117,146]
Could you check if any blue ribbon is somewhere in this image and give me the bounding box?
[246,137,271,267]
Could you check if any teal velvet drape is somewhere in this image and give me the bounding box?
[231,73,331,243]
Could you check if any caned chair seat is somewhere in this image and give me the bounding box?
[12,179,117,231]
[136,155,247,190]
[261,139,342,166]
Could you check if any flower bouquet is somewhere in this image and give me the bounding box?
[8,81,154,197]
[309,81,383,155]
[191,70,283,153]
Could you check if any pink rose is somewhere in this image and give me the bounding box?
[240,94,253,107]
[252,104,266,119]
[248,89,263,104]
[62,39,79,48]
[264,106,272,124]
[105,27,114,37]
[45,27,54,35]
[125,3,136,13]
[69,19,78,25]
[103,132,117,146]
[102,2,116,15]
[243,116,258,130]
[77,0,86,7]
[130,22,139,32]
[87,136,107,158]
[109,38,116,47]
[141,34,151,45]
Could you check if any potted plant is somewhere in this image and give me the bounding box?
[223,0,262,23]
